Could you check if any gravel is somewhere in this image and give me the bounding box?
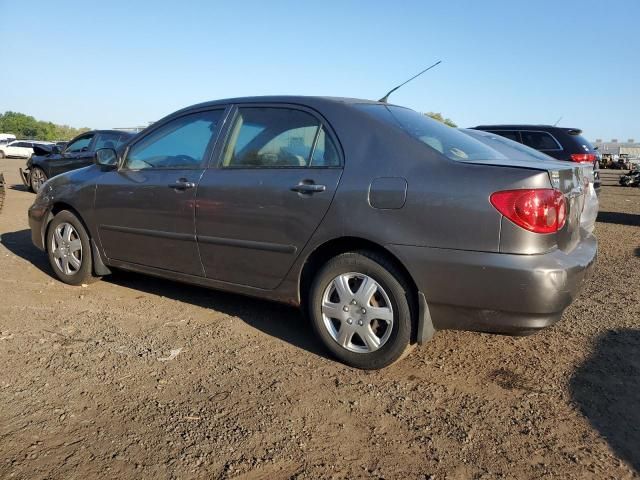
[1,160,638,479]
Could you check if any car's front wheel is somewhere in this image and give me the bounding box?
[308,251,414,369]
[30,167,47,193]
[46,210,97,285]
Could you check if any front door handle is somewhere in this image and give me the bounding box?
[169,178,196,190]
[291,182,326,194]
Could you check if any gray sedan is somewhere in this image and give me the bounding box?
[28,97,597,369]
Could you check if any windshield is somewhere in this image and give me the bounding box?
[356,104,505,162]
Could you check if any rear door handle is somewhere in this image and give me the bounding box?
[291,183,326,194]
[169,179,196,190]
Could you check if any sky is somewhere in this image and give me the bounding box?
[1,0,639,141]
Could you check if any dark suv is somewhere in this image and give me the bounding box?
[472,125,600,191]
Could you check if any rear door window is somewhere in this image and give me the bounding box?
[310,127,340,167]
[521,131,561,151]
[221,107,336,168]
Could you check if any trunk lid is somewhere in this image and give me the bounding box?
[460,156,588,252]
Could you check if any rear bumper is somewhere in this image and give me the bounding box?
[389,235,597,335]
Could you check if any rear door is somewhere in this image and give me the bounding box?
[196,105,343,289]
[48,133,96,176]
[94,109,227,275]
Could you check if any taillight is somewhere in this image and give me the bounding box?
[490,189,566,234]
[570,153,596,164]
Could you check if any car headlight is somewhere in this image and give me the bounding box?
[34,182,53,204]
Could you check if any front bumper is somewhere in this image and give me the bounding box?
[19,167,30,189]
[28,202,50,251]
[389,235,597,335]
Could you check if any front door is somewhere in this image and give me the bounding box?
[48,133,96,177]
[94,109,227,276]
[196,106,343,289]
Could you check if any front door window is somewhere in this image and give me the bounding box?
[125,110,224,170]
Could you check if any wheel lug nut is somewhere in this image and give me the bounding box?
[343,306,349,312]
[347,318,353,325]
[358,320,363,326]
[361,308,366,314]
[351,300,357,305]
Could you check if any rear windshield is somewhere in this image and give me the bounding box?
[462,129,556,163]
[569,133,595,153]
[356,104,505,161]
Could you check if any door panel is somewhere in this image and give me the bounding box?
[195,106,343,289]
[95,169,204,275]
[49,134,96,177]
[94,109,227,275]
[196,168,342,289]
[48,151,95,176]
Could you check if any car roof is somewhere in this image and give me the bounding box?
[171,96,391,119]
[474,125,582,134]
[86,129,135,136]
[189,95,382,108]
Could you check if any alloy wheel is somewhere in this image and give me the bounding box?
[31,169,46,192]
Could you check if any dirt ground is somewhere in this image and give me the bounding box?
[0,159,638,480]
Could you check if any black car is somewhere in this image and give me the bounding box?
[20,130,134,193]
[472,125,600,191]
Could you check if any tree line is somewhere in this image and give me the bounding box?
[0,111,91,141]
[425,112,457,127]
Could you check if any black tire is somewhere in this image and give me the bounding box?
[30,167,47,193]
[46,210,97,286]
[308,251,415,369]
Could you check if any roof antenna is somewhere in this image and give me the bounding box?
[378,60,442,103]
[553,116,563,126]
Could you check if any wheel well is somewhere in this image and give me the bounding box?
[299,236,419,312]
[47,202,90,243]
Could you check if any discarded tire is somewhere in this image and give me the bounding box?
[0,172,5,212]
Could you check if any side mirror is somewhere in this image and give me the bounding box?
[95,148,118,169]
[52,145,61,154]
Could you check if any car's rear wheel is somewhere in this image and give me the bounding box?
[46,210,97,286]
[30,167,47,193]
[0,151,5,159]
[308,251,414,369]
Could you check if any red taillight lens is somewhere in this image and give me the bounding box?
[490,189,566,234]
[570,153,596,164]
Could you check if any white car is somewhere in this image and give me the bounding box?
[0,140,52,159]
